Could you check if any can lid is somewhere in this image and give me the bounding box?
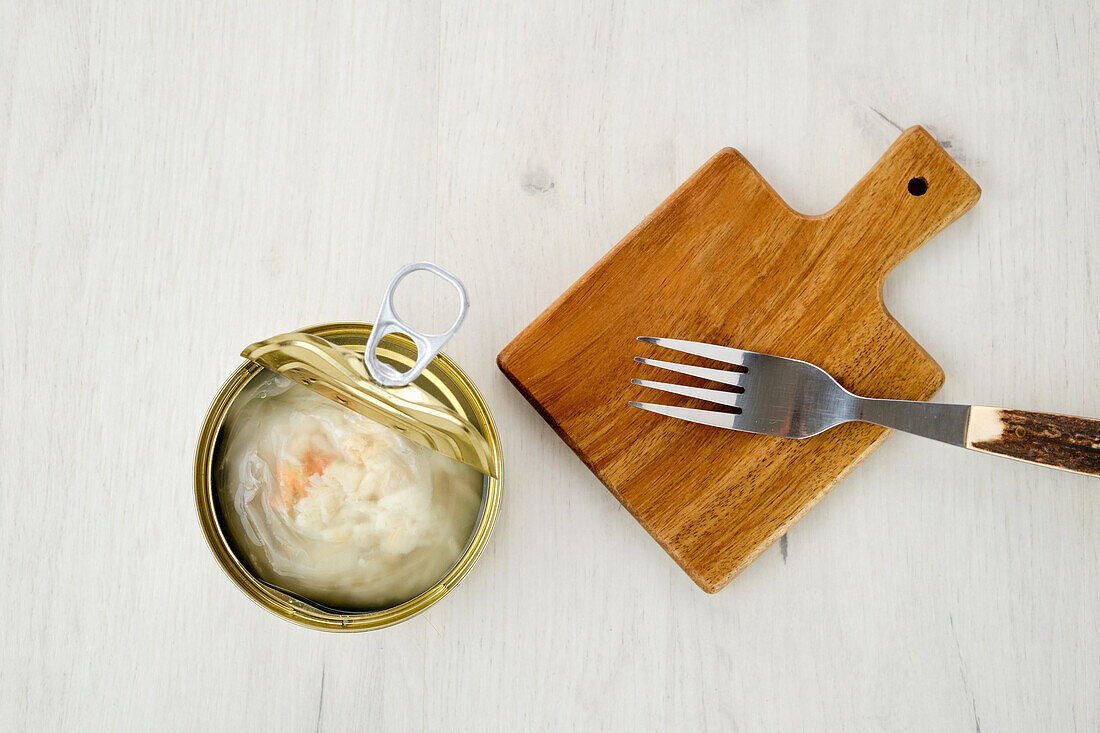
[241,263,497,478]
[242,331,497,478]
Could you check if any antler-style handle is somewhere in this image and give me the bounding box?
[967,407,1100,477]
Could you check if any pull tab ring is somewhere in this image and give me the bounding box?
[364,262,469,387]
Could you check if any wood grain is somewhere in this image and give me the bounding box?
[498,126,981,592]
[967,407,1100,476]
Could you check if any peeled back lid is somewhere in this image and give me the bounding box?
[242,330,497,478]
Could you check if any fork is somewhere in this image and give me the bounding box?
[630,337,1100,477]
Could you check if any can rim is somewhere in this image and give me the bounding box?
[193,321,502,632]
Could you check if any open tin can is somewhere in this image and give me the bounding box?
[194,265,502,631]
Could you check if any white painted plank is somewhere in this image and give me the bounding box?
[1,1,1096,730]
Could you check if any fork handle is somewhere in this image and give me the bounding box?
[964,407,1100,477]
[856,400,1100,477]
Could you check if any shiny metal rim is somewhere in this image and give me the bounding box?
[194,322,502,632]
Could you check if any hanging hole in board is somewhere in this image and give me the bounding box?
[907,177,928,196]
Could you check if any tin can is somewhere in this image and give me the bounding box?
[194,322,502,631]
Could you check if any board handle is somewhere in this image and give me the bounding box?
[966,406,1100,477]
[829,126,982,273]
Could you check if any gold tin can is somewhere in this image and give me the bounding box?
[194,322,502,632]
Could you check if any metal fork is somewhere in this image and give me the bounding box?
[630,337,1100,477]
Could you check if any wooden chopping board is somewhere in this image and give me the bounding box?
[498,126,981,592]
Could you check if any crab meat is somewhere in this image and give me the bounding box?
[276,449,331,507]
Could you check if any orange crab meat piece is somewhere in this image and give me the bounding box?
[276,450,331,507]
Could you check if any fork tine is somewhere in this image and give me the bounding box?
[628,401,741,430]
[634,356,745,388]
[637,336,749,367]
[630,378,742,408]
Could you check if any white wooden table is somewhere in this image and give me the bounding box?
[2,2,1097,730]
